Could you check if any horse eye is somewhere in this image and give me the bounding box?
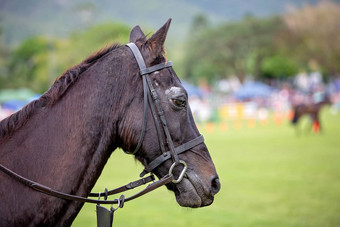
[172,98,186,107]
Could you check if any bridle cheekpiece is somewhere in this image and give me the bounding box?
[125,43,204,183]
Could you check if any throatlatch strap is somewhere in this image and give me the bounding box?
[128,75,148,154]
[126,43,147,71]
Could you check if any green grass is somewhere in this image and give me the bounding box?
[72,108,340,227]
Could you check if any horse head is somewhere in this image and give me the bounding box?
[118,19,220,208]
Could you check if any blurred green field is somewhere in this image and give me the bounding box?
[73,108,340,227]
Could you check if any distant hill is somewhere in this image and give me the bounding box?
[0,0,335,45]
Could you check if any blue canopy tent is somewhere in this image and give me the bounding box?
[1,100,30,111]
[0,89,40,111]
[181,81,203,98]
[234,81,276,100]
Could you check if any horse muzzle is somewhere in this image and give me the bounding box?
[172,170,221,208]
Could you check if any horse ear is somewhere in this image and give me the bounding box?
[146,18,172,57]
[129,25,146,43]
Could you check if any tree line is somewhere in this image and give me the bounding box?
[184,1,340,84]
[0,23,129,93]
[0,1,339,92]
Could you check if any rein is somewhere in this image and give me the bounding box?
[0,43,204,225]
[0,161,173,205]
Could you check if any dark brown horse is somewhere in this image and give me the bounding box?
[0,19,220,226]
[291,95,331,133]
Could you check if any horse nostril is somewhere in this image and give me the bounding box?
[211,176,221,195]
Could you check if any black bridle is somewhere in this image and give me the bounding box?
[0,43,204,206]
[125,43,204,182]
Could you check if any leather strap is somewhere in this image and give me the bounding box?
[127,74,148,154]
[89,175,155,197]
[125,42,205,178]
[0,162,172,204]
[142,135,204,175]
[125,43,172,155]
[140,62,173,75]
[126,43,147,70]
[125,43,172,76]
[146,81,167,154]
[144,72,179,163]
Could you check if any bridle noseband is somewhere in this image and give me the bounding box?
[125,43,204,183]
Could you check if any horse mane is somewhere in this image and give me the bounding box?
[0,43,121,140]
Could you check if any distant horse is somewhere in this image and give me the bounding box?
[291,95,331,133]
[0,19,220,226]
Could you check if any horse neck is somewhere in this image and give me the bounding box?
[320,99,330,106]
[0,58,128,225]
[313,100,327,111]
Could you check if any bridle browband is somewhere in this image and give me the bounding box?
[0,43,204,207]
